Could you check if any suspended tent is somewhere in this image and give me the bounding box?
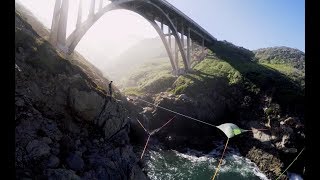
[216,123,247,138]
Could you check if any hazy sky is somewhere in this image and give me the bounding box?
[16,0,304,67]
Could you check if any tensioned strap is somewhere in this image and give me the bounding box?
[275,147,305,180]
[141,134,151,159]
[132,116,176,159]
[137,98,217,128]
[212,138,230,180]
[150,116,176,135]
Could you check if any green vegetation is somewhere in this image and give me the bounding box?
[171,58,243,96]
[120,57,178,95]
[122,87,144,96]
[140,74,176,93]
[253,47,305,70]
[113,37,304,115]
[261,63,305,87]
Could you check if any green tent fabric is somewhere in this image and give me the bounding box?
[217,123,245,138]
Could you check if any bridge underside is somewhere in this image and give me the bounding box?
[49,0,217,75]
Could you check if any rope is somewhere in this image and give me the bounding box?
[136,98,270,133]
[275,147,305,180]
[212,138,229,180]
[130,116,176,159]
[151,116,176,135]
[242,128,270,132]
[137,98,217,128]
[141,134,151,159]
[136,118,150,134]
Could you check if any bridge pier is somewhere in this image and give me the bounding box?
[161,20,164,31]
[174,37,179,71]
[76,0,83,28]
[202,37,205,58]
[168,28,171,50]
[89,0,96,17]
[191,39,193,63]
[49,0,62,46]
[181,25,184,49]
[99,0,103,11]
[187,27,191,69]
[49,0,69,52]
[56,0,69,50]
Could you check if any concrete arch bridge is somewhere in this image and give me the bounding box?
[49,0,217,74]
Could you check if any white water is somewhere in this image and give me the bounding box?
[145,141,270,180]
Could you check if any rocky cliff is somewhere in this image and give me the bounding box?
[15,10,146,180]
[127,40,305,179]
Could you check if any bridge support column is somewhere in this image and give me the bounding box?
[187,27,191,68]
[168,28,171,50]
[202,37,205,59]
[99,0,103,11]
[174,37,179,71]
[147,20,177,75]
[180,25,188,71]
[76,0,83,28]
[161,20,163,31]
[89,0,96,17]
[49,0,62,46]
[190,39,193,62]
[56,0,69,50]
[181,25,184,48]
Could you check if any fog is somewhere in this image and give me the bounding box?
[16,0,163,79]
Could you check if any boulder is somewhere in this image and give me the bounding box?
[130,165,148,180]
[46,155,60,168]
[26,140,51,159]
[45,169,81,180]
[68,88,105,122]
[66,153,85,171]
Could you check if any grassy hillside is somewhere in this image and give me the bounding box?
[253,46,305,70]
[105,37,190,84]
[123,40,304,117]
[121,57,176,95]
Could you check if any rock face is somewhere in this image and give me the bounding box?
[26,140,51,160]
[15,10,146,180]
[66,153,84,171]
[136,91,305,179]
[68,88,105,122]
[45,169,81,180]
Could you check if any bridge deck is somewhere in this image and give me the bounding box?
[153,0,217,46]
[112,0,217,47]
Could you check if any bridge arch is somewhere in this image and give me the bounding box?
[64,0,189,73]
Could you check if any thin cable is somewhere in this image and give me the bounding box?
[151,116,176,135]
[136,118,150,134]
[141,134,151,159]
[275,147,305,180]
[212,138,229,180]
[129,116,176,159]
[127,117,150,134]
[137,98,217,128]
[242,128,270,132]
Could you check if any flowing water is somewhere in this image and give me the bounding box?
[144,141,269,180]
